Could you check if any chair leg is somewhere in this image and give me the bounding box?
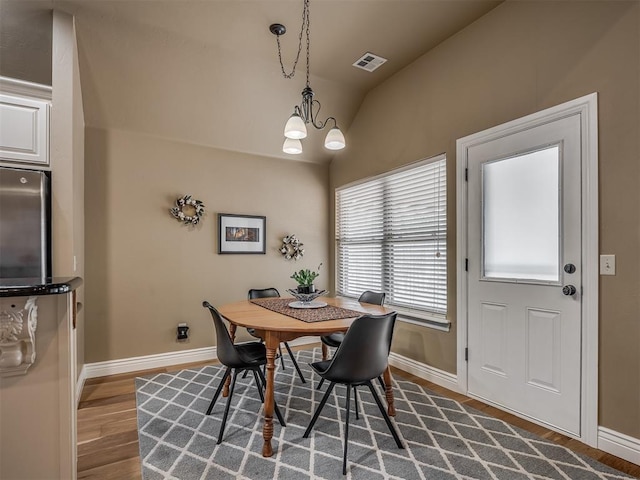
[366,380,403,449]
[377,375,385,391]
[321,342,329,361]
[279,344,285,370]
[343,384,351,475]
[256,367,286,426]
[303,381,335,438]
[206,367,231,415]
[316,377,325,390]
[242,369,249,379]
[217,369,239,444]
[354,386,359,420]
[251,369,264,403]
[283,342,306,383]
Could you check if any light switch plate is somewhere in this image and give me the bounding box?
[600,254,615,275]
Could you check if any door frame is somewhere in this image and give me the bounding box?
[456,93,599,446]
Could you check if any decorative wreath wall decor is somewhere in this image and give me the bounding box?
[170,194,205,225]
[280,234,304,261]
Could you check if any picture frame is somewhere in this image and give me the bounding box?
[218,213,266,254]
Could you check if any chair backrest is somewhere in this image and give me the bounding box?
[358,290,385,306]
[322,312,397,385]
[202,301,246,368]
[248,288,280,300]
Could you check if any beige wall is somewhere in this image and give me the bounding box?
[330,1,640,438]
[84,127,329,362]
[0,1,52,86]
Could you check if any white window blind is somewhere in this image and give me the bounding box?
[336,155,447,319]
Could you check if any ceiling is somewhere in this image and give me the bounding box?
[1,0,503,163]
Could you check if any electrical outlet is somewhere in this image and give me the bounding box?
[177,323,189,340]
[600,254,615,275]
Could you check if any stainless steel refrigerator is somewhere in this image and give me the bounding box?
[0,166,51,279]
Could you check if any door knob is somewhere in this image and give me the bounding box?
[562,285,577,296]
[564,263,576,274]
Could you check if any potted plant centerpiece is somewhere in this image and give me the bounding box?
[291,263,322,294]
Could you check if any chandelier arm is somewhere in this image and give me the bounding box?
[324,116,338,129]
[308,99,336,130]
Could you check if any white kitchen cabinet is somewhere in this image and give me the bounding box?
[0,78,51,166]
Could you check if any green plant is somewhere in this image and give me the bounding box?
[290,263,322,286]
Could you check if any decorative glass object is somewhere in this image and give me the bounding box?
[286,289,328,306]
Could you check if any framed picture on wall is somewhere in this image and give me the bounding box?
[218,213,266,254]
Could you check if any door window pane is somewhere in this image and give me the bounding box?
[482,146,560,282]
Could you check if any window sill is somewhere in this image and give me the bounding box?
[336,295,451,332]
[393,309,451,332]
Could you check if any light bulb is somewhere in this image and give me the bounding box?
[324,127,345,150]
[284,112,307,139]
[283,137,303,154]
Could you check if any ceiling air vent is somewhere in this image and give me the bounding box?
[352,52,387,72]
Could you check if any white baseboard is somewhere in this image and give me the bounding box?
[388,351,461,393]
[83,346,218,379]
[76,365,87,406]
[82,337,318,380]
[598,426,640,465]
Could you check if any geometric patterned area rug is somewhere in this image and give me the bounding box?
[135,348,635,480]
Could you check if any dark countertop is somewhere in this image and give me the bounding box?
[0,276,83,297]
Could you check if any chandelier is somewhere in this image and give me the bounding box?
[270,0,346,155]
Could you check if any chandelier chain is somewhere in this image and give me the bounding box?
[275,0,310,80]
[305,0,310,86]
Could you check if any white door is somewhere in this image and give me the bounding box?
[466,113,582,436]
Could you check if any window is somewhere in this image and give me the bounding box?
[336,155,447,327]
[482,146,560,282]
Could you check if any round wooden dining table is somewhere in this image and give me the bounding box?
[217,295,397,457]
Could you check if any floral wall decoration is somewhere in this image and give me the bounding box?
[280,234,304,261]
[170,194,205,225]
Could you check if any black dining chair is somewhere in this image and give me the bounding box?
[246,288,306,383]
[202,301,286,444]
[304,312,404,475]
[318,290,387,392]
[320,290,386,350]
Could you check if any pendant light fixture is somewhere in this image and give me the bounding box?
[270,0,346,155]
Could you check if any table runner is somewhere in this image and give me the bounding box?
[250,297,363,323]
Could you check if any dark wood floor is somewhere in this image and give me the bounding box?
[77,345,640,479]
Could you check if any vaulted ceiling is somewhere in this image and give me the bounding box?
[1,0,503,163]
